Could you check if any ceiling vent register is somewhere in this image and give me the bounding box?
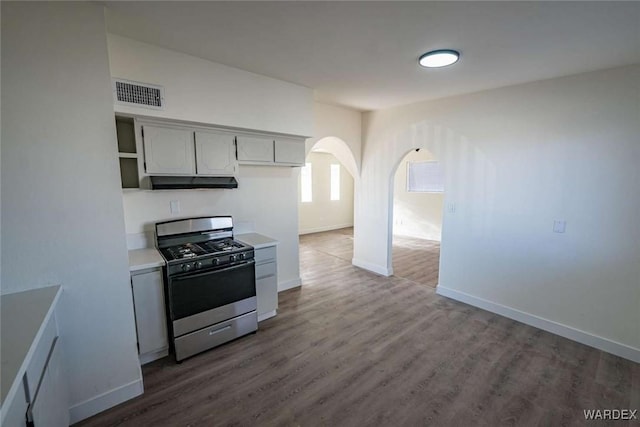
[112,78,164,110]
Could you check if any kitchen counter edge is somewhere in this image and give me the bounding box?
[236,232,279,250]
[129,248,165,272]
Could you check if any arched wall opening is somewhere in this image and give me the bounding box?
[353,119,494,279]
[297,136,359,270]
[306,136,360,179]
[389,147,444,288]
[298,136,359,253]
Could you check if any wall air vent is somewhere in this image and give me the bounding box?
[112,78,164,110]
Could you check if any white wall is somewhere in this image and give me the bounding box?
[393,149,443,241]
[356,65,640,360]
[122,165,301,290]
[299,152,354,235]
[107,34,313,137]
[307,102,362,177]
[1,2,142,422]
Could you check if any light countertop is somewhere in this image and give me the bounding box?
[1,285,62,409]
[236,232,279,249]
[129,248,165,272]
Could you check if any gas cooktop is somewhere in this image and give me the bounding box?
[160,238,250,261]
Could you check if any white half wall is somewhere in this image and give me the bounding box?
[107,34,314,137]
[299,152,354,235]
[1,2,142,421]
[122,165,301,290]
[357,65,640,358]
[393,149,444,241]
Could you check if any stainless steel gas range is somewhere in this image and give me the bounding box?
[156,216,257,362]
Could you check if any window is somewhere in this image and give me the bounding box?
[330,164,340,201]
[407,161,444,193]
[301,162,312,202]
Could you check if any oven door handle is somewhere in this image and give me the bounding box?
[172,260,255,280]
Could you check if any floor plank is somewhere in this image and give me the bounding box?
[77,228,638,427]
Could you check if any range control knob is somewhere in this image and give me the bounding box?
[229,254,237,262]
[212,258,220,266]
[238,253,246,260]
[194,261,203,269]
[181,264,192,272]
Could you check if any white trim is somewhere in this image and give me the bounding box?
[436,286,640,363]
[299,223,354,235]
[351,258,393,277]
[258,310,277,322]
[69,378,144,424]
[278,278,302,292]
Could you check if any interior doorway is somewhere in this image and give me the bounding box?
[298,139,357,272]
[390,148,444,287]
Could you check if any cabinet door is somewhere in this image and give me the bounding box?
[3,386,28,427]
[143,125,195,174]
[274,138,305,166]
[195,131,237,176]
[256,261,278,316]
[30,339,69,427]
[131,270,168,356]
[256,275,278,317]
[236,136,274,163]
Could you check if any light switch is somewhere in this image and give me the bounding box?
[553,220,566,233]
[448,202,456,213]
[170,200,180,214]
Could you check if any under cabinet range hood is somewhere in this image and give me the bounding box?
[150,176,238,190]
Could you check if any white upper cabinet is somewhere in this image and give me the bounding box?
[274,137,305,166]
[236,135,274,163]
[142,125,195,175]
[195,131,237,176]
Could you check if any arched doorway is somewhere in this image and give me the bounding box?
[298,137,359,273]
[389,148,444,287]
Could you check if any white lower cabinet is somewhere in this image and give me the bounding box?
[29,338,69,427]
[131,268,169,364]
[3,388,28,427]
[1,287,67,427]
[255,246,278,321]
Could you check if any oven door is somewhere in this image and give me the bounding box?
[168,260,256,337]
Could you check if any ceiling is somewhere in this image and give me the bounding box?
[104,1,640,112]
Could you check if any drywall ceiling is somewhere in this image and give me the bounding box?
[105,1,640,111]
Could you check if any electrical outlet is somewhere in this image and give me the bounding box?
[553,220,566,233]
[170,200,180,214]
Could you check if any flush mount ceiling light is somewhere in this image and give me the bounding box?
[418,49,460,68]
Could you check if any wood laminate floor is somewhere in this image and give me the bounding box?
[78,229,639,427]
[300,227,441,288]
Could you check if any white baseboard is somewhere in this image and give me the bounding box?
[278,278,301,292]
[69,378,144,424]
[436,286,640,363]
[352,258,393,277]
[299,223,353,235]
[258,310,277,322]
